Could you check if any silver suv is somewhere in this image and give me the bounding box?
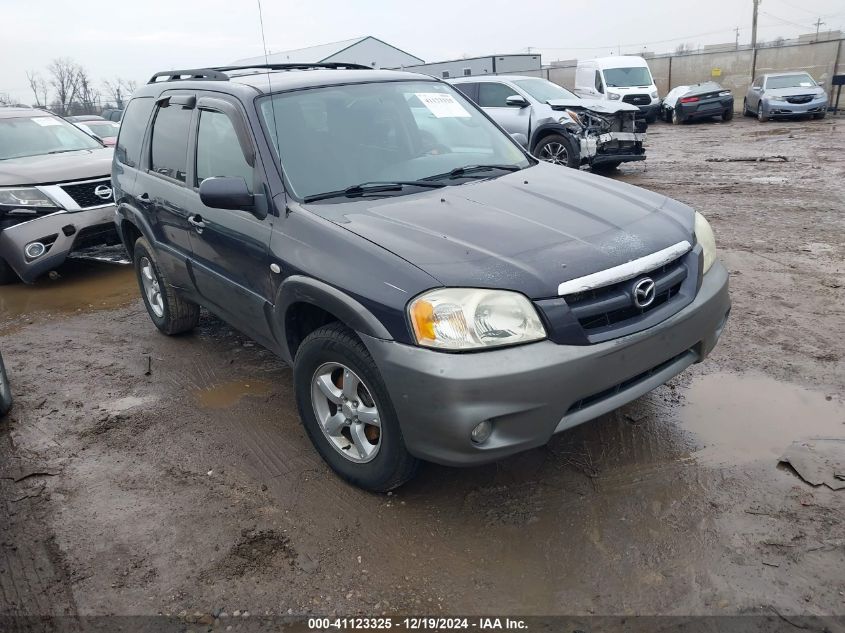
[450,75,646,171]
[0,107,119,284]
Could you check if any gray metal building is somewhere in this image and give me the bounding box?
[233,36,423,69]
[396,54,542,79]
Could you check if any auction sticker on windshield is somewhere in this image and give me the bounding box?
[415,93,471,118]
[32,118,62,126]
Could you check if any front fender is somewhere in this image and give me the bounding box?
[529,122,580,153]
[273,275,393,363]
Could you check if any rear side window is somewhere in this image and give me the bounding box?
[115,97,154,167]
[195,110,253,192]
[150,104,192,182]
[477,82,519,107]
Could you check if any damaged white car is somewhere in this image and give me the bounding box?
[450,75,646,171]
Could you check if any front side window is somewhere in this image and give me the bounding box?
[259,80,528,201]
[594,70,604,93]
[477,82,519,107]
[765,73,816,89]
[150,103,192,182]
[603,67,653,88]
[0,115,101,161]
[513,78,577,102]
[195,110,253,192]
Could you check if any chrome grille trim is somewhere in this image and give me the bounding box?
[557,240,692,296]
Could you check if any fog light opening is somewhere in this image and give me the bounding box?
[471,420,493,444]
[24,242,46,259]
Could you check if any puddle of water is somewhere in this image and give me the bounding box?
[0,260,136,332]
[193,379,274,409]
[680,372,844,466]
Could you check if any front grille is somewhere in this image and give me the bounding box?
[565,350,691,415]
[786,94,813,104]
[59,178,112,209]
[622,94,650,106]
[563,255,688,333]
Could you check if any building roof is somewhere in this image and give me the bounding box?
[233,36,423,66]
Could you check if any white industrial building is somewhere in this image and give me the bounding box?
[232,36,424,69]
[397,54,542,79]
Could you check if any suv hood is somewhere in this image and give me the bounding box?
[547,99,640,114]
[305,163,695,299]
[0,147,113,186]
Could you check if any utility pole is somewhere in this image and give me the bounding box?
[751,0,760,49]
[814,17,825,41]
[735,26,740,49]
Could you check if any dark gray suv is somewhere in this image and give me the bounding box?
[113,64,730,491]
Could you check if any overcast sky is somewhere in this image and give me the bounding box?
[2,0,843,103]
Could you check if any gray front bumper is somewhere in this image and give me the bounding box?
[0,204,116,282]
[362,262,730,466]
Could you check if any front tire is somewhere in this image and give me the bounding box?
[757,105,768,122]
[813,111,826,120]
[533,134,580,168]
[133,237,199,335]
[645,111,657,124]
[743,98,752,117]
[592,161,622,172]
[294,323,418,492]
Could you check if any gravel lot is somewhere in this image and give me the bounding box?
[1,115,843,625]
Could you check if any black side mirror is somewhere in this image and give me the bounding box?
[506,95,529,108]
[199,177,254,211]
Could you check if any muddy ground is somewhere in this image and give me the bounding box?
[1,116,844,625]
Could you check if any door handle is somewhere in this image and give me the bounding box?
[188,214,206,231]
[138,192,151,204]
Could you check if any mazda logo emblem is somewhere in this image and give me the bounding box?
[94,184,113,201]
[632,277,656,308]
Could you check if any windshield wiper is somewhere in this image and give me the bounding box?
[46,149,84,155]
[303,180,446,203]
[424,164,522,182]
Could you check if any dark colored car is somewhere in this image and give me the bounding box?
[101,108,124,122]
[113,64,730,491]
[661,82,734,124]
[0,352,11,417]
[0,107,119,284]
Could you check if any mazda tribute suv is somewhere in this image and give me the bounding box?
[113,64,730,491]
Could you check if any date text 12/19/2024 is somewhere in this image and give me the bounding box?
[308,618,528,630]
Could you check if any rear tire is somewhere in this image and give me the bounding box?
[645,111,657,124]
[294,323,419,492]
[0,353,12,417]
[743,98,752,117]
[0,258,19,285]
[722,108,734,122]
[672,108,683,125]
[533,133,580,168]
[133,237,199,335]
[664,107,673,123]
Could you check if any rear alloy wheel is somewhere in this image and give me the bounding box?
[133,237,199,335]
[533,134,579,168]
[294,323,418,492]
[671,108,683,125]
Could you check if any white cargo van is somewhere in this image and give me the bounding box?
[574,56,660,122]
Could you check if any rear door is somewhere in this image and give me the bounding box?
[476,82,530,137]
[133,92,196,288]
[184,94,276,346]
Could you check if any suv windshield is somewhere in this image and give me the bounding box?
[0,115,103,160]
[259,81,529,201]
[603,67,653,88]
[766,73,816,89]
[513,78,578,102]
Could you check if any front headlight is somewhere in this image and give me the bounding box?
[694,211,717,274]
[767,95,786,102]
[558,109,582,126]
[607,92,621,101]
[650,90,659,99]
[0,187,58,209]
[409,288,546,350]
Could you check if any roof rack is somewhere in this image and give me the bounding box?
[147,62,372,84]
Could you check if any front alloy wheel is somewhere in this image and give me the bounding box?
[311,362,381,463]
[539,141,569,165]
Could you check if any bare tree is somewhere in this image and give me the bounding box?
[76,66,100,113]
[102,78,138,109]
[26,70,49,107]
[675,42,694,55]
[0,93,14,106]
[47,57,81,115]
